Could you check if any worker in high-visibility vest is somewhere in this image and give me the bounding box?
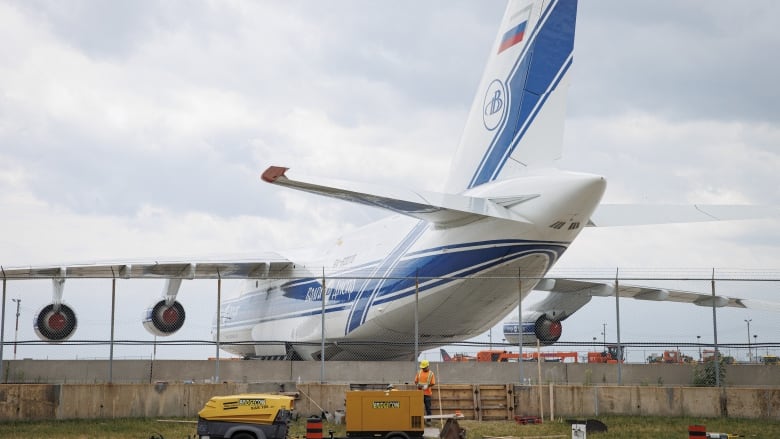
[414,359,436,424]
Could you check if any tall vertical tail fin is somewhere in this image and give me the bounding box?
[445,0,578,192]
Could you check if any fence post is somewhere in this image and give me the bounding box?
[215,275,222,384]
[711,268,720,388]
[414,272,419,364]
[0,278,6,382]
[615,268,622,385]
[321,268,326,383]
[517,269,524,386]
[109,278,116,383]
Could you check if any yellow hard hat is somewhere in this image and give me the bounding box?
[420,359,430,369]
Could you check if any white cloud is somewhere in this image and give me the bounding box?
[562,112,780,204]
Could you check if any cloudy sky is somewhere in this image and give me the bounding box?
[1,1,778,362]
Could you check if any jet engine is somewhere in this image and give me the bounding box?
[34,303,78,342]
[142,300,186,336]
[533,315,563,344]
[502,314,563,346]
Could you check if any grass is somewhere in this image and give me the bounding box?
[0,417,197,438]
[1,416,779,439]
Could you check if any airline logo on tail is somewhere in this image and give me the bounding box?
[483,79,507,130]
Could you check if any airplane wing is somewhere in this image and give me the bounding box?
[261,166,536,226]
[1,252,303,343]
[588,204,780,227]
[506,277,780,345]
[534,278,780,312]
[0,252,297,280]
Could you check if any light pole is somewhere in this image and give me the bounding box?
[592,337,596,351]
[696,335,701,362]
[11,298,20,360]
[753,334,758,363]
[744,319,752,362]
[601,323,607,348]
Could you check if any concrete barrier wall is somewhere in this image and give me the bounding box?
[725,387,780,419]
[2,359,416,385]
[2,359,778,422]
[55,383,253,419]
[0,384,58,420]
[516,385,726,419]
[2,383,779,421]
[4,359,780,386]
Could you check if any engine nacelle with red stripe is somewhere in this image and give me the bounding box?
[142,300,186,337]
[34,303,78,342]
[533,315,563,344]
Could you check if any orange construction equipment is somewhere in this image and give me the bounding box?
[668,350,693,363]
[520,351,579,363]
[442,349,578,363]
[476,350,518,362]
[440,350,477,362]
[587,345,624,364]
[474,350,579,363]
[648,350,694,364]
[702,350,735,364]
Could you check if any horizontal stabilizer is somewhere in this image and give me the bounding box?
[589,204,780,227]
[262,166,535,227]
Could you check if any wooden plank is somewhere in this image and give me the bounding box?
[417,384,518,421]
[505,383,514,419]
[473,384,481,422]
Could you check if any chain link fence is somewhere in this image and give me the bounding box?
[1,269,778,387]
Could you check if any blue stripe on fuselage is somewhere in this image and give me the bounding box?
[345,220,429,334]
[370,246,564,307]
[221,239,568,330]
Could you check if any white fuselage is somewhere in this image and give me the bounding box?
[218,171,606,360]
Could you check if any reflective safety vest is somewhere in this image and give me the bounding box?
[414,369,435,396]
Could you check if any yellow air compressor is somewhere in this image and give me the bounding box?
[197,393,295,439]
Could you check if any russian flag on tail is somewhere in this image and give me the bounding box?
[498,20,528,53]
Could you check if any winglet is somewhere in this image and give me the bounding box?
[261,166,289,183]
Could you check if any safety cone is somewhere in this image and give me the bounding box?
[688,425,706,438]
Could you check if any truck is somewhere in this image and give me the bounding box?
[761,355,779,365]
[647,350,694,364]
[702,349,735,365]
[197,389,465,439]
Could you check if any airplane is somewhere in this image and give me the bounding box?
[2,0,778,360]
